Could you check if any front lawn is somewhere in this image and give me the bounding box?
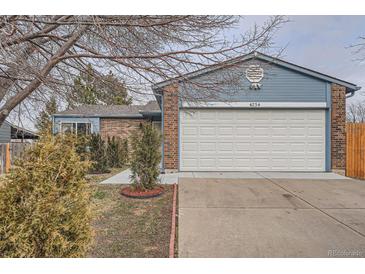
[87,171,173,258]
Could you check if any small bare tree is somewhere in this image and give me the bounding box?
[347,101,365,123]
[0,15,286,126]
[347,102,358,123]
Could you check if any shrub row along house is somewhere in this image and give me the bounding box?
[52,52,360,173]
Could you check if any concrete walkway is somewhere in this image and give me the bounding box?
[99,168,179,184]
[179,176,365,257]
[100,170,348,184]
[180,171,348,180]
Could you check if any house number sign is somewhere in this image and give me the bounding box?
[245,65,264,90]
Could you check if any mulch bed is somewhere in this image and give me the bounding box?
[120,186,164,199]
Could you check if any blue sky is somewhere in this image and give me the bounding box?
[237,16,365,103]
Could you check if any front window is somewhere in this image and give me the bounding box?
[61,123,75,134]
[77,123,91,135]
[60,122,91,135]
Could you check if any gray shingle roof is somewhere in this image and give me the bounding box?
[54,101,160,118]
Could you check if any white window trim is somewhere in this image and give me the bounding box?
[59,121,93,135]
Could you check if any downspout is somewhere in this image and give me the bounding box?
[160,93,165,173]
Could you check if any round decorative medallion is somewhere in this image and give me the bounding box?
[245,65,264,89]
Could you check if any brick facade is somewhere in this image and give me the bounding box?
[331,84,346,171]
[162,84,179,171]
[99,118,145,141]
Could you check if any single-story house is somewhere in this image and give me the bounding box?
[0,121,39,143]
[52,101,161,139]
[53,51,360,173]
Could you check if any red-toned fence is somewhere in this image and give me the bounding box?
[346,123,365,179]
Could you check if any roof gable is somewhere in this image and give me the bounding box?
[152,52,360,93]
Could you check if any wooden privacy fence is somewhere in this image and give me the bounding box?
[0,142,31,174]
[346,123,365,179]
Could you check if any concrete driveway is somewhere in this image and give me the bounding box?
[178,174,365,257]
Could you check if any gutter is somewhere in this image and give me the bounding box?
[346,86,361,99]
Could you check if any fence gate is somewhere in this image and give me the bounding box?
[346,123,365,179]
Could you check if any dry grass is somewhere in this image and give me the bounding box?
[86,170,173,258]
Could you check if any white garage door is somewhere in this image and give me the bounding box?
[180,109,326,171]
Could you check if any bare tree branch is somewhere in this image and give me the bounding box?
[347,101,365,123]
[0,15,286,127]
[0,25,88,124]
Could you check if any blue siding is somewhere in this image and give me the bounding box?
[180,59,328,103]
[53,117,100,134]
[325,83,332,171]
[0,123,11,143]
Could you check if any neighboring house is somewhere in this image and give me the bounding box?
[52,101,161,140]
[53,52,360,173]
[0,121,39,143]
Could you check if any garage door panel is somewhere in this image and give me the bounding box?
[253,142,270,152]
[288,127,307,137]
[271,158,290,170]
[200,142,216,152]
[271,111,288,119]
[236,142,252,151]
[271,127,288,137]
[181,111,198,122]
[271,142,288,151]
[308,127,324,137]
[200,126,215,136]
[236,114,251,121]
[307,158,324,169]
[252,158,270,168]
[182,142,198,152]
[180,109,326,171]
[200,158,216,168]
[253,127,270,137]
[217,158,234,167]
[218,142,234,152]
[182,126,198,136]
[181,158,198,168]
[235,158,252,167]
[218,127,234,136]
[290,142,306,153]
[290,158,306,168]
[217,111,235,121]
[236,126,251,137]
[200,111,216,120]
[307,143,323,152]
